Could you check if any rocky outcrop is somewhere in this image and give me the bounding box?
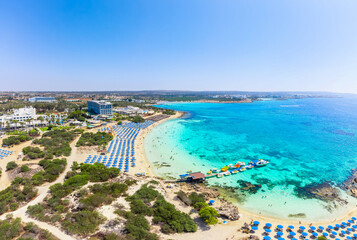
[237,180,262,194]
[343,169,357,197]
[295,182,342,202]
[217,201,240,221]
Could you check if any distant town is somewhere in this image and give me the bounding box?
[0,90,346,134]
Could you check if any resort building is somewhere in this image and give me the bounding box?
[114,106,154,116]
[28,97,55,103]
[88,100,113,115]
[0,107,36,123]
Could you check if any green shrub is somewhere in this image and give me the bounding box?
[3,134,32,146]
[130,199,153,216]
[127,184,159,203]
[22,146,45,159]
[6,161,18,171]
[0,217,22,239]
[62,210,105,235]
[188,192,205,206]
[153,196,197,233]
[31,159,66,185]
[76,132,113,147]
[176,191,191,206]
[199,206,219,225]
[21,165,30,172]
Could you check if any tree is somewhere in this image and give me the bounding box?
[199,206,219,225]
[6,161,18,171]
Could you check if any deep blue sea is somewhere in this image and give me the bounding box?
[145,97,357,220]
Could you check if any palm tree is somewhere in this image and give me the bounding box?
[38,116,44,127]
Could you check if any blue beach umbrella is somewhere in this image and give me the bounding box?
[322,232,328,237]
[349,220,354,224]
[299,226,306,231]
[310,226,316,231]
[289,232,296,236]
[263,236,271,240]
[253,221,260,225]
[336,224,341,228]
[353,225,357,229]
[328,225,334,229]
[318,226,324,231]
[332,231,338,235]
[343,222,348,226]
[277,231,283,236]
[277,225,284,229]
[278,238,285,240]
[347,236,352,240]
[312,232,318,237]
[266,223,272,228]
[291,238,297,240]
[288,225,295,229]
[352,217,357,221]
[341,230,346,235]
[353,233,357,238]
[347,228,353,232]
[301,232,308,237]
[265,229,272,233]
[251,226,258,231]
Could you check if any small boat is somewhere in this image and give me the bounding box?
[221,166,229,172]
[217,173,223,178]
[237,161,245,166]
[207,171,212,174]
[225,171,231,176]
[211,168,218,173]
[246,165,254,169]
[232,170,239,174]
[228,164,234,169]
[187,170,192,173]
[240,167,246,172]
[255,159,269,167]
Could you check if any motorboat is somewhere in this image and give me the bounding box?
[255,159,269,167]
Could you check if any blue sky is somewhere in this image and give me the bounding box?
[0,0,357,93]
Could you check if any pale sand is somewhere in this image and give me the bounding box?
[131,111,357,239]
[132,112,184,177]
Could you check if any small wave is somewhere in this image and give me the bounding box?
[280,105,300,108]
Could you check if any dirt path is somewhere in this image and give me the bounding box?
[0,135,83,240]
[0,139,34,191]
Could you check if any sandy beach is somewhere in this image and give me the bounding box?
[130,111,357,239]
[2,115,357,240]
[133,111,184,176]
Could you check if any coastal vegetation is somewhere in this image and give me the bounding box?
[31,158,67,185]
[6,161,18,171]
[22,147,45,159]
[67,109,89,122]
[32,129,80,158]
[162,109,175,115]
[27,163,120,236]
[177,191,219,225]
[0,217,58,240]
[0,178,37,215]
[130,115,145,123]
[2,131,35,146]
[123,184,197,236]
[76,132,113,147]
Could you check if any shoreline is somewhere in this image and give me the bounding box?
[133,111,185,177]
[134,110,357,228]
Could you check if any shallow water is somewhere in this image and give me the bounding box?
[145,98,357,220]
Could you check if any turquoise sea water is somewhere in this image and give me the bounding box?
[145,98,357,220]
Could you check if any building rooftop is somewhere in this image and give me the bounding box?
[189,172,206,180]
